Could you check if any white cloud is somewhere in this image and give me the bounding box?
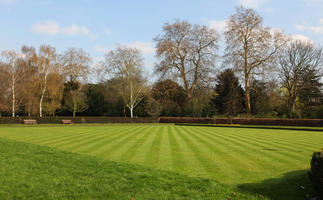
[32,21,92,36]
[32,21,60,35]
[125,41,155,55]
[290,34,314,43]
[60,24,90,35]
[296,19,323,35]
[209,20,227,33]
[94,41,155,55]
[237,0,267,8]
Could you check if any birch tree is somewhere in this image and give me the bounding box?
[0,51,25,117]
[154,20,219,100]
[224,6,287,115]
[102,46,146,118]
[30,45,57,117]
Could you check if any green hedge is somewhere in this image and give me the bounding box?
[0,117,158,124]
[159,117,323,127]
[309,150,323,199]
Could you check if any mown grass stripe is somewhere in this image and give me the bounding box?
[174,126,219,178]
[94,126,147,159]
[167,126,187,172]
[58,126,136,151]
[118,126,155,163]
[197,127,295,171]
[73,125,143,155]
[183,126,251,182]
[143,126,163,168]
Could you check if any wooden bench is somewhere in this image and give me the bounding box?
[24,119,37,124]
[61,120,73,124]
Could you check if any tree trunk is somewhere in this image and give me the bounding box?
[245,77,251,115]
[39,94,44,118]
[291,96,296,113]
[73,110,76,118]
[11,77,15,117]
[130,107,133,118]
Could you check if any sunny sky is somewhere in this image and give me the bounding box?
[1,0,323,76]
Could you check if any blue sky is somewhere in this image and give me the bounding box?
[1,0,323,75]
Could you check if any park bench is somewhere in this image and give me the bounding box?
[61,119,73,124]
[24,119,37,124]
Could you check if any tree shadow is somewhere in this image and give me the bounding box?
[237,170,314,200]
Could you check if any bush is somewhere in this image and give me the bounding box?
[159,117,323,127]
[309,150,323,199]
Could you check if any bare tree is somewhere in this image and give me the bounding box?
[0,51,25,117]
[21,46,39,117]
[43,72,64,116]
[224,6,287,115]
[65,87,88,117]
[59,48,91,82]
[279,40,322,114]
[29,45,57,117]
[154,20,219,100]
[102,46,147,118]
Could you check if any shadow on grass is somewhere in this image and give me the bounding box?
[237,170,314,200]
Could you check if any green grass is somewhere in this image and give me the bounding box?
[0,138,260,200]
[0,124,322,199]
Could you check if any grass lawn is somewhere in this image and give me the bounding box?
[0,124,322,199]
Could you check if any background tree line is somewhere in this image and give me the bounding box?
[0,6,322,119]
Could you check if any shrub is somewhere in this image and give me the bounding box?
[309,150,323,199]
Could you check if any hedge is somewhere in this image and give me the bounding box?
[0,117,158,124]
[309,150,323,199]
[159,117,323,127]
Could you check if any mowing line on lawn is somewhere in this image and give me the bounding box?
[25,126,108,145]
[175,126,220,178]
[59,126,137,152]
[37,127,111,147]
[157,126,173,171]
[143,126,164,168]
[95,126,148,159]
[110,126,155,162]
[167,126,187,172]
[199,127,298,172]
[185,127,251,182]
[77,125,143,156]
[118,126,156,163]
[73,126,138,154]
[202,127,308,163]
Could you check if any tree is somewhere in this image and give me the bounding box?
[210,69,245,116]
[154,20,219,100]
[250,80,270,115]
[28,45,57,117]
[43,72,64,116]
[0,64,9,116]
[298,69,323,117]
[21,46,39,117]
[64,84,88,117]
[102,46,147,118]
[224,6,287,115]
[59,48,91,82]
[0,50,25,117]
[279,40,322,116]
[145,97,162,118]
[84,84,107,116]
[151,79,187,116]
